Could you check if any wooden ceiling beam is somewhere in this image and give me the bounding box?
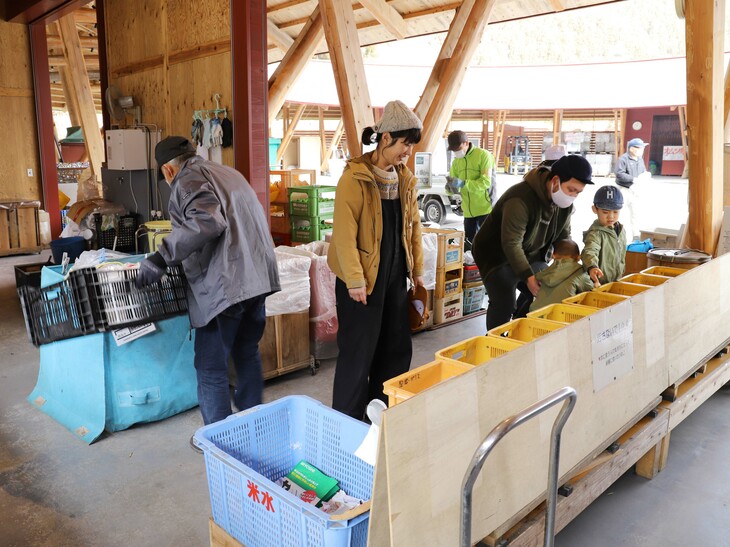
[268,6,324,126]
[358,0,408,40]
[73,7,97,24]
[277,103,306,164]
[684,0,725,253]
[414,0,496,155]
[57,13,104,178]
[267,18,295,52]
[46,35,98,48]
[320,0,374,156]
[48,54,100,66]
[322,119,345,173]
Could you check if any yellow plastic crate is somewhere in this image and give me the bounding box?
[527,303,598,323]
[595,281,650,296]
[563,291,628,309]
[383,359,474,407]
[487,317,565,344]
[620,273,670,286]
[640,265,687,278]
[435,335,523,366]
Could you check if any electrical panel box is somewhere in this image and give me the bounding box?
[105,129,161,171]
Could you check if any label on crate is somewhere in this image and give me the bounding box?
[112,322,156,346]
[445,279,460,294]
[445,249,460,264]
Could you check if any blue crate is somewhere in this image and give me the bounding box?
[194,396,373,547]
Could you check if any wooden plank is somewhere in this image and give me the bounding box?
[414,0,495,155]
[552,109,563,145]
[0,87,34,98]
[0,211,10,251]
[277,103,306,164]
[47,54,100,67]
[635,430,670,479]
[267,18,294,52]
[320,0,374,157]
[208,518,243,547]
[46,35,99,49]
[359,0,408,40]
[112,58,164,81]
[724,57,730,127]
[58,66,80,127]
[57,13,104,179]
[168,39,231,66]
[319,106,326,168]
[268,6,324,127]
[493,408,670,547]
[684,0,725,253]
[166,0,230,54]
[17,207,40,249]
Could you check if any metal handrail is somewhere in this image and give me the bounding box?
[460,386,578,547]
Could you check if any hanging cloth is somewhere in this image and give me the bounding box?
[221,117,233,148]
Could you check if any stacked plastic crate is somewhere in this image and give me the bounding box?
[462,263,486,315]
[288,186,336,243]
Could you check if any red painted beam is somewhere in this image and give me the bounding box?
[96,0,110,132]
[4,0,85,24]
[231,0,270,214]
[30,23,61,238]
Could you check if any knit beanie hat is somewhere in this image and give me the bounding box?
[373,100,423,134]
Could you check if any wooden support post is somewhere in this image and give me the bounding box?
[277,103,305,165]
[412,0,495,158]
[635,430,671,479]
[552,109,563,145]
[684,0,725,253]
[319,106,326,168]
[57,13,104,180]
[58,66,80,127]
[321,119,344,173]
[493,110,507,167]
[359,0,408,40]
[481,110,489,149]
[268,7,323,127]
[320,0,374,157]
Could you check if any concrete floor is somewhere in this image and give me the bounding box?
[1,250,729,546]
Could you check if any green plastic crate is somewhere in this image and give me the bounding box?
[288,186,337,217]
[290,216,333,243]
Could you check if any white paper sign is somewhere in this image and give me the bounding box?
[590,300,634,392]
[112,323,156,346]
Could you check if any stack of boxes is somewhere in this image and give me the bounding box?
[288,186,336,243]
[269,169,318,246]
[425,227,465,325]
[462,264,486,315]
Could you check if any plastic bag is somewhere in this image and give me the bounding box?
[265,249,311,316]
[421,232,438,290]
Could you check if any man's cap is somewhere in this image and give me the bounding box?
[593,184,624,209]
[550,154,594,185]
[447,130,468,152]
[627,138,649,149]
[373,100,423,134]
[544,144,566,161]
[155,136,195,169]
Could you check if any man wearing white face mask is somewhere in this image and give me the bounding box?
[472,155,594,329]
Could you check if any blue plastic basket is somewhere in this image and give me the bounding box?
[193,396,374,547]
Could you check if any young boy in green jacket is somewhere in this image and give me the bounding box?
[529,239,593,312]
[581,185,627,285]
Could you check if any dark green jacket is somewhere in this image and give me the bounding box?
[472,166,573,281]
[581,220,628,283]
[529,259,594,312]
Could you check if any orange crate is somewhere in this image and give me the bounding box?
[620,273,670,286]
[640,265,687,278]
[382,359,473,407]
[435,335,522,366]
[595,281,651,297]
[563,291,628,309]
[487,317,565,345]
[527,303,598,323]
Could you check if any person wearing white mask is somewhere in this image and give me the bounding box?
[472,155,594,329]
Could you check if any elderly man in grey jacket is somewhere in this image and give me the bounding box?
[137,136,280,430]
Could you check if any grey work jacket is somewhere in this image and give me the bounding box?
[158,156,280,328]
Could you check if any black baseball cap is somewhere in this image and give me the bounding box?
[447,130,468,152]
[550,154,594,185]
[155,136,195,177]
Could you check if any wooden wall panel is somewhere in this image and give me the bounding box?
[104,0,164,70]
[168,52,233,166]
[105,0,234,166]
[166,0,230,53]
[0,20,41,201]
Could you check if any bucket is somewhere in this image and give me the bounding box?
[646,248,711,270]
[144,220,172,252]
[50,236,86,263]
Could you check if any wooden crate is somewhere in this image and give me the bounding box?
[423,227,464,272]
[0,203,42,257]
[624,250,648,274]
[435,267,462,299]
[259,310,314,380]
[434,292,463,325]
[269,169,318,205]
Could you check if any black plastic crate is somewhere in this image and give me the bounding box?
[14,260,52,290]
[80,265,189,331]
[17,274,97,346]
[95,213,138,253]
